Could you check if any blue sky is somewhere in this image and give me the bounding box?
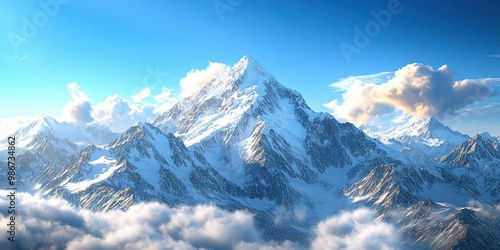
[1,0,499,136]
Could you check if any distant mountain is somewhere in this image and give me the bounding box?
[362,117,470,159]
[0,115,118,189]
[440,133,500,169]
[478,131,499,143]
[42,123,213,210]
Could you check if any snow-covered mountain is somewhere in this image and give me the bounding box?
[12,56,500,249]
[363,117,470,159]
[441,133,500,169]
[0,115,118,189]
[478,131,500,143]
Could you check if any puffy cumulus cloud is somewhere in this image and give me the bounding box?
[180,62,230,97]
[63,83,94,125]
[311,208,401,250]
[89,90,177,133]
[157,205,260,249]
[0,191,263,250]
[324,82,395,124]
[0,192,408,250]
[131,87,151,102]
[58,83,179,133]
[91,94,135,132]
[325,63,500,125]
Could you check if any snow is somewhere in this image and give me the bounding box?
[7,114,117,150]
[62,152,119,193]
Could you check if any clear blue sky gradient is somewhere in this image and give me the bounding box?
[1,0,499,135]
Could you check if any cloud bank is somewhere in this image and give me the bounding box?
[311,208,401,250]
[61,84,177,132]
[0,192,261,250]
[0,192,404,250]
[325,63,500,125]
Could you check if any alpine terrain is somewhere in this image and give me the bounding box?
[6,56,500,249]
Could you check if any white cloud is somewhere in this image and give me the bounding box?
[0,192,409,250]
[329,72,393,92]
[325,63,500,125]
[180,62,230,97]
[90,93,174,132]
[61,84,179,133]
[0,192,263,250]
[311,208,401,250]
[154,87,173,102]
[63,83,94,125]
[131,87,151,102]
[91,94,134,132]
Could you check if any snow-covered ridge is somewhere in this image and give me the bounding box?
[13,114,118,148]
[362,117,470,159]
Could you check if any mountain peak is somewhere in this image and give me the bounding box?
[232,55,269,80]
[38,114,59,127]
[477,131,497,142]
[235,54,258,68]
[426,116,440,125]
[413,116,443,130]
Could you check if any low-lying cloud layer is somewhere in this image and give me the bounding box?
[325,63,500,125]
[311,208,401,250]
[0,192,260,250]
[0,192,403,250]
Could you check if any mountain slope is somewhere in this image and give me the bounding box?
[154,55,386,205]
[363,117,470,159]
[0,115,118,189]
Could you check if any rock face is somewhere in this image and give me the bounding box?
[11,56,500,249]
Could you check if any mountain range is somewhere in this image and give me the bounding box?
[4,56,499,249]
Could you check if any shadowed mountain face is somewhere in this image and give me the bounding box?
[10,56,500,249]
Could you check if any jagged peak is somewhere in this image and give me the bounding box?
[230,55,271,83]
[410,116,444,129]
[477,131,497,141]
[112,122,169,147]
[233,55,261,71]
[39,114,59,124]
